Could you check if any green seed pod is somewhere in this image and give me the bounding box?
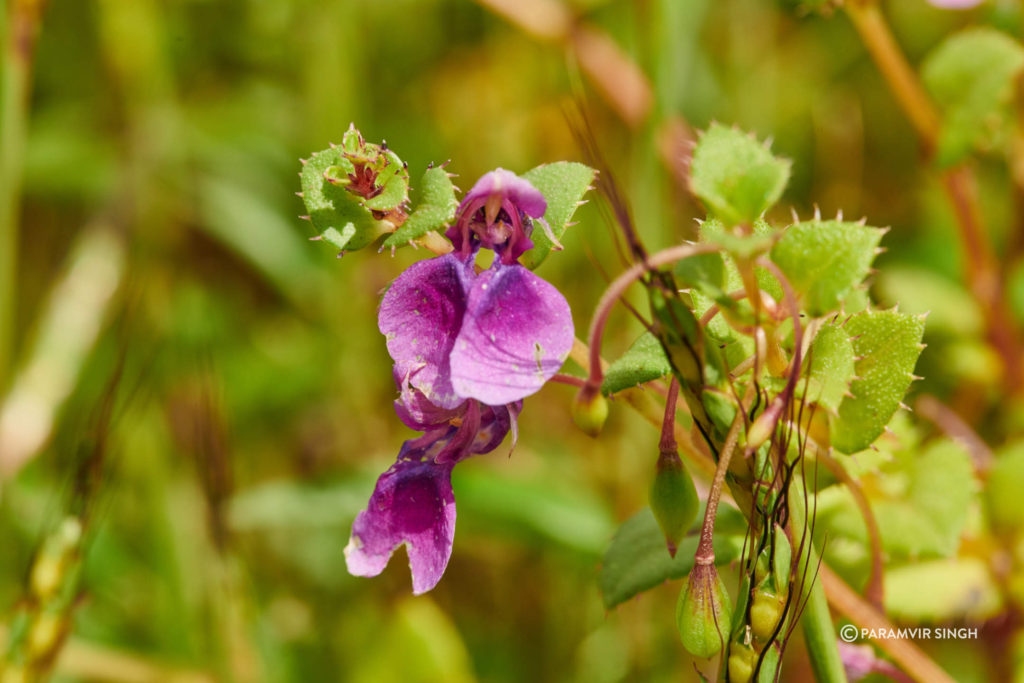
[571,386,609,438]
[676,565,733,658]
[750,587,786,641]
[649,450,699,557]
[728,642,756,683]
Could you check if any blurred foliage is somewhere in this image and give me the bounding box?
[2,0,1024,681]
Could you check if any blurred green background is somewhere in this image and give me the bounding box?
[1,0,1023,681]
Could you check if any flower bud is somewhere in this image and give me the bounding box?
[649,450,699,557]
[676,564,733,658]
[572,385,608,438]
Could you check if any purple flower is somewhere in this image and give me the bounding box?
[345,169,574,594]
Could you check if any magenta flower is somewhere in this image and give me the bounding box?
[345,169,574,594]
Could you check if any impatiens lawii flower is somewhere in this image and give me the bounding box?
[345,168,575,594]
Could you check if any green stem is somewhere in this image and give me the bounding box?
[0,0,44,391]
[789,480,848,683]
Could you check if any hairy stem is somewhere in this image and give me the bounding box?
[695,405,745,565]
[659,377,680,455]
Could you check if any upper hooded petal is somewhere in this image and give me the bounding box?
[449,263,573,406]
[457,168,546,220]
[344,442,457,595]
[379,253,474,410]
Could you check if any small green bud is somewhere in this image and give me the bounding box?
[750,587,786,641]
[728,642,756,683]
[649,451,699,557]
[572,385,608,438]
[676,564,733,658]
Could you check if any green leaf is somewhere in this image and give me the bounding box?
[599,507,744,609]
[300,146,386,252]
[831,310,925,454]
[872,440,974,558]
[674,251,727,299]
[601,332,672,395]
[801,322,856,413]
[770,219,883,316]
[922,28,1024,167]
[383,166,458,248]
[521,162,596,270]
[816,439,974,568]
[884,559,1001,622]
[690,124,791,226]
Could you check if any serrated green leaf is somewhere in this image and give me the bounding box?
[599,507,744,609]
[690,124,790,226]
[923,28,1024,167]
[884,558,1001,622]
[383,167,458,248]
[831,310,925,454]
[801,323,856,413]
[601,332,672,395]
[300,147,386,252]
[770,220,883,316]
[521,162,596,269]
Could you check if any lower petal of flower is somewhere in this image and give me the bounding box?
[344,445,457,595]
